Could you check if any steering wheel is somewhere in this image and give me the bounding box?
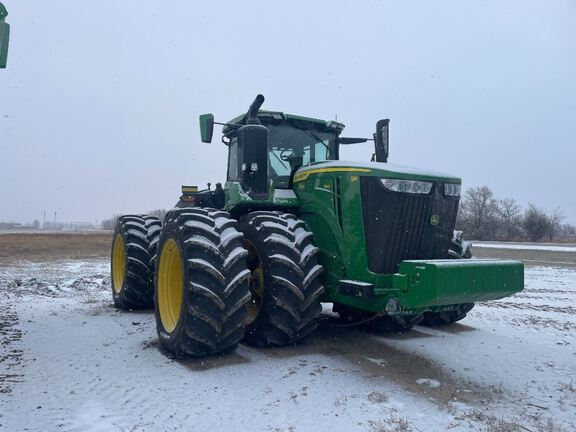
[280,149,294,161]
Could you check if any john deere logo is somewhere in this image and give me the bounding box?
[430,215,440,226]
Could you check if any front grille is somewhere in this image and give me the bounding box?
[360,177,459,274]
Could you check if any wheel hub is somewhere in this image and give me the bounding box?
[112,234,125,294]
[244,240,264,324]
[157,238,183,333]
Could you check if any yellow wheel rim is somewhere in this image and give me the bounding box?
[158,238,184,333]
[112,234,126,294]
[245,240,264,324]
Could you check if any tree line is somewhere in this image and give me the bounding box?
[456,186,574,242]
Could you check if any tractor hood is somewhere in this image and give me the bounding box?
[293,161,461,184]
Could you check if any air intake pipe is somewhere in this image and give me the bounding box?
[245,94,265,125]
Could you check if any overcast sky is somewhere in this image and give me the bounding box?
[1,0,575,225]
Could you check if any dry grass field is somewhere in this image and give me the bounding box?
[473,244,576,268]
[0,232,111,263]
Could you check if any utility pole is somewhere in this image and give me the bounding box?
[43,210,46,230]
[53,212,57,231]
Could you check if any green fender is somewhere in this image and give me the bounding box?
[0,3,10,69]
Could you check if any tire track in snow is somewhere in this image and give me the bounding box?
[0,305,23,394]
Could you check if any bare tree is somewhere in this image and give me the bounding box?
[101,215,119,230]
[522,204,550,242]
[498,198,522,240]
[547,207,564,241]
[560,223,575,237]
[457,186,500,240]
[457,186,571,242]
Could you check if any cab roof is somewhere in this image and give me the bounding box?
[223,110,345,135]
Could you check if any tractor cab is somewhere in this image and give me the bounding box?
[223,112,342,189]
[199,94,388,204]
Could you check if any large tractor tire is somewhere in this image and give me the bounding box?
[111,215,157,309]
[420,303,475,327]
[154,208,251,357]
[420,231,474,326]
[239,211,324,348]
[143,215,162,288]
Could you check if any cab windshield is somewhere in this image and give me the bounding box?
[226,121,338,189]
[267,123,336,188]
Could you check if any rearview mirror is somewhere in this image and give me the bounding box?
[373,119,390,163]
[0,4,10,69]
[337,137,368,145]
[199,113,214,143]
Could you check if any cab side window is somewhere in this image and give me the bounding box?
[227,138,239,181]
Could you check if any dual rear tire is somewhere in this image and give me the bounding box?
[111,215,160,309]
[154,208,252,357]
[240,212,324,347]
[150,209,324,357]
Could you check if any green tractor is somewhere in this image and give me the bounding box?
[111,94,524,357]
[0,3,9,69]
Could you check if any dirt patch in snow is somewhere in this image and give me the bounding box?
[258,319,511,410]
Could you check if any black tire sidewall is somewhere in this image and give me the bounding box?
[154,218,187,355]
[239,211,323,347]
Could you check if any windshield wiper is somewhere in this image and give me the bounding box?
[300,128,331,154]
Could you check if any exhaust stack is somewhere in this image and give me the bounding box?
[245,94,265,125]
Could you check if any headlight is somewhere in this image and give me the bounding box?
[444,183,461,197]
[380,179,433,194]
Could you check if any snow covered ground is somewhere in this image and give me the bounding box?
[474,242,576,253]
[1,259,575,432]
